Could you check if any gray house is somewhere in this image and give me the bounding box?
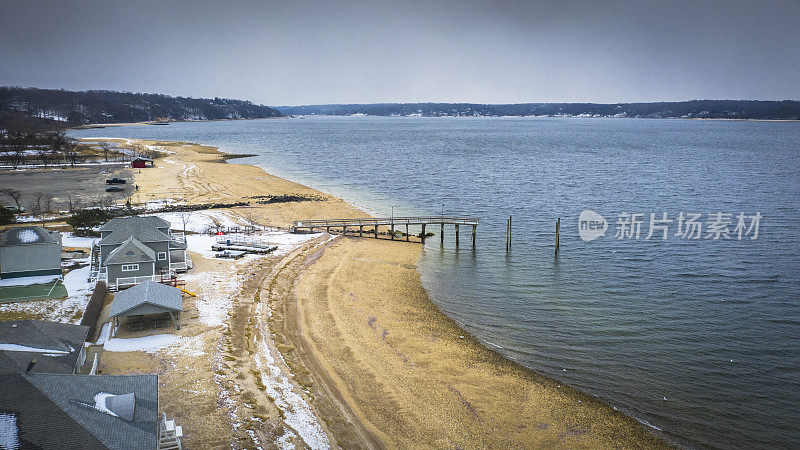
[109,281,184,330]
[94,216,190,289]
[0,320,89,374]
[0,373,161,449]
[0,226,62,279]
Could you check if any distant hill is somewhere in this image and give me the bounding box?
[0,86,282,127]
[277,100,800,120]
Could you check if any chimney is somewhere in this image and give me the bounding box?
[25,359,37,373]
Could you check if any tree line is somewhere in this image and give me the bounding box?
[277,100,800,119]
[0,86,283,126]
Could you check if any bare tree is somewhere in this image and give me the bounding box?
[177,210,194,233]
[208,216,224,235]
[29,192,45,215]
[99,142,112,162]
[42,193,54,213]
[64,141,82,167]
[0,189,23,211]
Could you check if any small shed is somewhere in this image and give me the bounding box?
[109,281,183,330]
[131,157,154,168]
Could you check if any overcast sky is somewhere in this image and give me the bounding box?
[1,0,799,105]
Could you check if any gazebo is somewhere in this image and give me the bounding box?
[109,281,183,331]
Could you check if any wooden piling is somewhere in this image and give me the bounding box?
[441,223,444,245]
[455,224,460,247]
[406,224,409,241]
[374,224,379,238]
[472,224,476,248]
[391,224,395,240]
[506,215,512,251]
[359,225,363,237]
[342,225,347,235]
[421,224,426,243]
[555,217,560,256]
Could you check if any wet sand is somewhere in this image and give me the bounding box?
[86,138,665,448]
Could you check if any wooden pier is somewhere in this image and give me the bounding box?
[290,216,479,247]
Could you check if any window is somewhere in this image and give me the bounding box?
[157,252,167,261]
[121,264,139,272]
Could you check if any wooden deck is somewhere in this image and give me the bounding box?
[290,216,479,246]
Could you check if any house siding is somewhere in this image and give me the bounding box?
[0,242,62,278]
[106,262,155,283]
[121,303,179,317]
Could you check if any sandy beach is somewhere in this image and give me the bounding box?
[70,138,666,448]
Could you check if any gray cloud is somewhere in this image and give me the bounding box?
[1,0,798,105]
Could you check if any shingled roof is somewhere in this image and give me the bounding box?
[0,226,61,247]
[0,373,158,450]
[99,216,170,233]
[109,281,183,318]
[0,321,89,375]
[104,237,156,266]
[99,217,170,246]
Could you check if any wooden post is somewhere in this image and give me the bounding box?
[441,223,444,245]
[326,225,330,234]
[391,224,395,240]
[506,215,511,251]
[342,225,347,235]
[421,224,426,243]
[472,224,476,248]
[555,217,560,256]
[455,224,460,247]
[405,224,409,241]
[359,225,363,237]
[374,224,379,238]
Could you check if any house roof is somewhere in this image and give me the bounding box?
[142,215,171,229]
[99,217,170,246]
[0,373,158,450]
[104,237,155,266]
[0,320,89,375]
[100,216,170,233]
[109,281,183,318]
[0,226,61,247]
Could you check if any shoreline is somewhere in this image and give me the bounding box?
[80,136,667,447]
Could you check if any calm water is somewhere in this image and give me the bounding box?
[71,117,800,448]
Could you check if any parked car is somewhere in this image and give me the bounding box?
[105,186,125,192]
[105,178,127,184]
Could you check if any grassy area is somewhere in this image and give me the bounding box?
[0,279,67,304]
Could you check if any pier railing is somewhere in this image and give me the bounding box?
[291,216,479,246]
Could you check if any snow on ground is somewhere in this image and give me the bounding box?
[262,231,321,256]
[182,270,242,327]
[0,275,60,287]
[185,230,320,260]
[149,210,240,234]
[61,232,97,248]
[254,304,330,449]
[95,323,111,345]
[104,333,204,356]
[0,265,92,323]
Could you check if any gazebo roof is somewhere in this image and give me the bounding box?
[109,281,183,318]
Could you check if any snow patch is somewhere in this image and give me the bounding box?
[15,229,39,243]
[104,334,204,356]
[93,393,119,417]
[0,275,60,287]
[0,344,69,354]
[0,413,20,450]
